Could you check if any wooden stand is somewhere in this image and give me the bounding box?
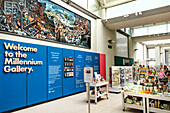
[86,81,109,104]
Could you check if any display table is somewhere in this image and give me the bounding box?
[122,91,170,113]
[146,95,170,113]
[122,91,146,113]
[86,81,109,104]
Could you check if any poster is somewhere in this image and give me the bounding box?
[84,67,93,83]
[75,50,85,92]
[0,0,91,48]
[48,47,62,100]
[93,53,100,74]
[64,57,74,77]
[85,52,93,67]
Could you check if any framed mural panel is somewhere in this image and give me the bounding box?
[0,0,91,48]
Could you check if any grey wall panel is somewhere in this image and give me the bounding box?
[116,32,128,58]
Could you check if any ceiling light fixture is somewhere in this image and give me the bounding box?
[108,40,115,43]
[139,11,142,15]
[123,14,129,18]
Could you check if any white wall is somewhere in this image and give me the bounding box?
[155,46,161,66]
[96,19,116,81]
[136,43,144,61]
[129,36,134,59]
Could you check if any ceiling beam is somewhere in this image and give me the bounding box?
[103,5,170,30]
[103,0,135,8]
[133,33,170,42]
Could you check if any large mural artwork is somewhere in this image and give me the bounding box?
[0,0,91,48]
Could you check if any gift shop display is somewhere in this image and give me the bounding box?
[109,66,133,93]
[122,65,170,113]
[86,73,108,104]
[64,57,74,78]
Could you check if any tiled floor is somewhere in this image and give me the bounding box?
[13,92,143,113]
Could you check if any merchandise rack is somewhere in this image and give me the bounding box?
[122,91,146,113]
[122,91,170,113]
[146,95,170,113]
[86,81,109,104]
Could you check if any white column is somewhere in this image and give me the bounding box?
[144,45,147,60]
[161,48,165,65]
[101,8,106,19]
[168,50,170,67]
[155,46,161,66]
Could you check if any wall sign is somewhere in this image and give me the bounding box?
[48,47,62,100]
[0,0,91,48]
[3,42,43,74]
[75,50,85,92]
[123,59,130,65]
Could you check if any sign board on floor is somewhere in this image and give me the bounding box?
[84,67,93,83]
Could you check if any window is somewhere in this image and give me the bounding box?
[116,32,128,58]
[133,22,170,37]
[148,24,167,35]
[107,0,170,19]
[134,27,148,36]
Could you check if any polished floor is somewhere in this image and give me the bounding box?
[13,92,142,113]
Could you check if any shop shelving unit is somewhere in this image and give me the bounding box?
[122,91,170,113]
[146,95,170,113]
[86,81,109,104]
[109,66,133,93]
[122,91,146,113]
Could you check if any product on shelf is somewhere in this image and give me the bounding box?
[124,66,170,96]
[64,57,74,77]
[124,96,143,106]
[149,99,170,110]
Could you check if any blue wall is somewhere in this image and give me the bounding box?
[75,50,85,92]
[0,40,27,112]
[0,39,100,112]
[48,47,63,100]
[26,44,47,105]
[63,49,75,96]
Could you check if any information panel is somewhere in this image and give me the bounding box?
[75,50,85,92]
[0,39,26,112]
[26,44,47,105]
[63,49,75,96]
[84,52,93,67]
[93,53,100,74]
[48,47,63,100]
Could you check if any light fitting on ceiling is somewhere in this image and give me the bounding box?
[123,14,129,18]
[134,49,138,51]
[108,40,115,43]
[135,11,142,16]
[139,11,142,15]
